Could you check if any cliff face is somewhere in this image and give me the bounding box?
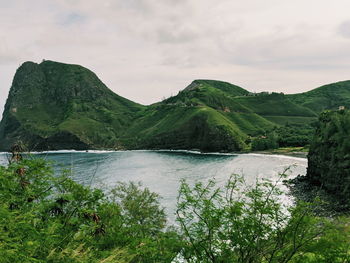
[306,110,350,199]
[0,60,143,151]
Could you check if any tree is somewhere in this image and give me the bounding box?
[175,174,324,263]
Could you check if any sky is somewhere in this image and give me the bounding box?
[1,0,350,112]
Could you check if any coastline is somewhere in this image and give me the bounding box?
[0,147,308,161]
[247,147,308,159]
[251,151,308,159]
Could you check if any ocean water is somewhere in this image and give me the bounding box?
[0,150,307,219]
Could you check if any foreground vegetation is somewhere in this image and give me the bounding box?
[0,157,182,262]
[1,154,350,263]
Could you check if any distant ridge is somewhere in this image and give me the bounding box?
[1,60,350,152]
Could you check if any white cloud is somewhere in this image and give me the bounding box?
[1,0,350,113]
[338,20,350,38]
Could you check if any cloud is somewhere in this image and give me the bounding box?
[1,0,350,114]
[222,31,350,70]
[0,47,19,65]
[338,20,350,38]
[58,12,86,26]
[156,24,200,44]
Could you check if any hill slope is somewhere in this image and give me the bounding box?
[288,81,350,113]
[1,60,350,152]
[0,60,143,151]
[123,80,276,151]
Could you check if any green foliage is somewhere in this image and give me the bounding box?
[125,106,248,152]
[293,217,350,262]
[175,174,326,262]
[307,110,350,202]
[0,158,181,262]
[250,121,314,149]
[0,60,144,151]
[288,80,350,113]
[251,132,279,150]
[273,124,314,147]
[2,157,350,262]
[110,182,166,238]
[175,174,350,263]
[235,94,317,117]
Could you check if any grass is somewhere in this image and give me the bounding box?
[235,94,317,117]
[124,105,247,151]
[263,116,317,126]
[288,80,350,112]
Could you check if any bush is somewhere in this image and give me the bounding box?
[0,158,181,262]
[251,132,278,151]
[274,125,312,147]
[175,174,328,263]
[1,155,350,262]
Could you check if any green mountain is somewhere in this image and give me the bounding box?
[1,60,350,152]
[124,80,276,151]
[0,60,144,151]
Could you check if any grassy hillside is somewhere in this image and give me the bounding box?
[1,61,350,152]
[122,79,281,151]
[235,93,317,117]
[183,79,249,96]
[0,60,144,151]
[124,104,248,151]
[288,80,350,113]
[162,80,276,135]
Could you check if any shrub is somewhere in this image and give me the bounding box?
[175,174,324,263]
[0,158,181,263]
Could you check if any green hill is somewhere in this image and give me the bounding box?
[288,80,350,113]
[122,80,278,151]
[124,105,248,152]
[162,80,276,133]
[0,60,144,151]
[1,60,350,152]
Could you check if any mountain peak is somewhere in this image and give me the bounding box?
[184,79,249,97]
[0,60,143,151]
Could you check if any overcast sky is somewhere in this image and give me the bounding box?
[1,0,350,112]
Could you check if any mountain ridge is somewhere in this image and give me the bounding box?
[1,60,350,152]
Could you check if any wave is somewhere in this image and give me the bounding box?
[0,149,307,162]
[244,153,307,162]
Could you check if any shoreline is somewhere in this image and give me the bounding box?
[250,150,308,159]
[0,147,308,160]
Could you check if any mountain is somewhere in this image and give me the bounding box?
[123,80,275,151]
[1,60,350,152]
[125,79,322,151]
[0,60,143,151]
